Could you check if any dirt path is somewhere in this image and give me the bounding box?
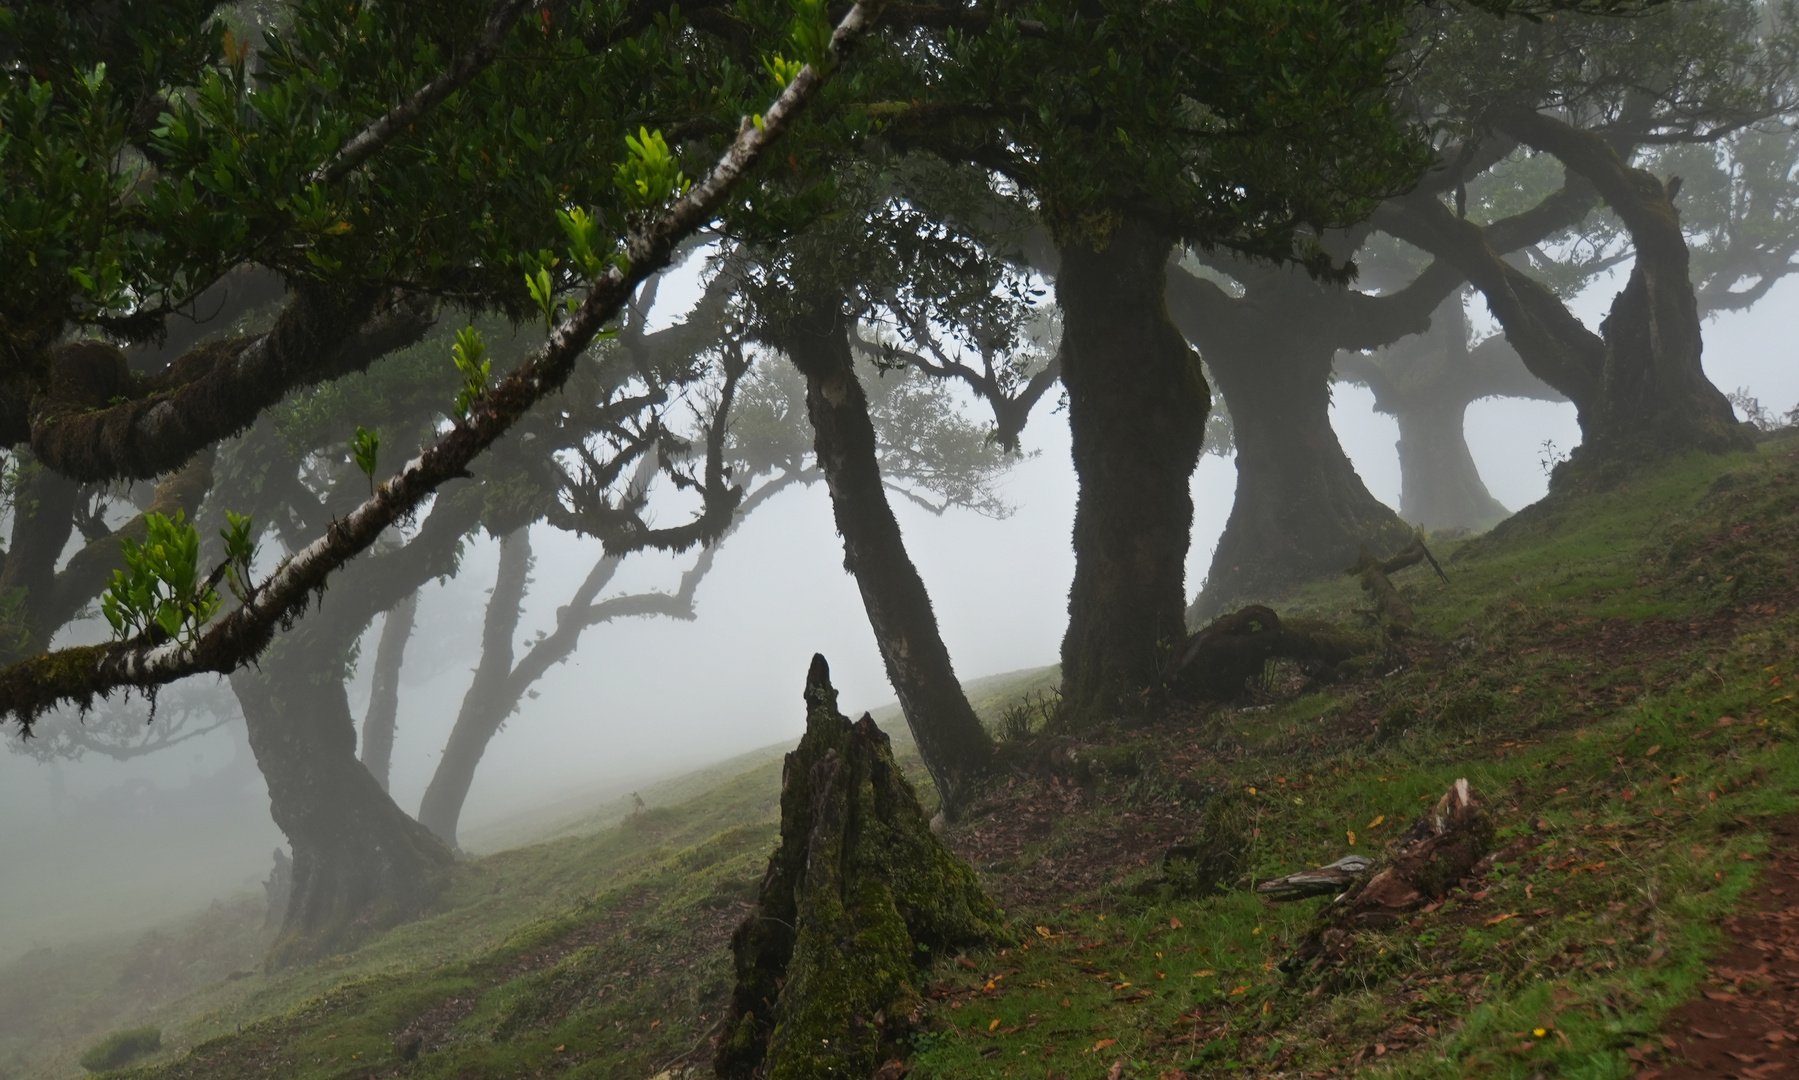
[1647,815,1799,1079]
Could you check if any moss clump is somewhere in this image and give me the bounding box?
[79,1026,160,1073]
[716,654,1009,1080]
[1141,789,1253,900]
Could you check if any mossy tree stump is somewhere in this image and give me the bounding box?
[716,654,1008,1080]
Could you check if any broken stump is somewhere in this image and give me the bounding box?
[715,654,1008,1080]
[1281,778,1493,972]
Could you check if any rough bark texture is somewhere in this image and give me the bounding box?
[417,527,532,847]
[27,286,437,483]
[227,488,479,968]
[231,629,453,970]
[776,294,992,816]
[358,589,418,793]
[1057,215,1209,718]
[716,654,1007,1080]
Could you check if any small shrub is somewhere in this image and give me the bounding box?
[995,690,1059,741]
[79,1026,160,1073]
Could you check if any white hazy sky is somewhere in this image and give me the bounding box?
[1,265,1793,961]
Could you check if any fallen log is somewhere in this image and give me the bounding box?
[1168,605,1367,701]
[715,654,1008,1080]
[1280,779,1493,972]
[1255,855,1373,902]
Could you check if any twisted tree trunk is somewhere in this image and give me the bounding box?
[230,486,479,968]
[1057,213,1209,716]
[774,293,991,816]
[1493,107,1748,465]
[233,630,453,970]
[1379,114,1749,480]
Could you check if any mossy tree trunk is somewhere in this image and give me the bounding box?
[774,293,992,816]
[1057,213,1209,717]
[232,629,453,970]
[1492,108,1748,466]
[1382,117,1750,481]
[229,486,481,969]
[717,654,1008,1080]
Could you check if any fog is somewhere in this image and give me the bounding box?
[2,268,1793,967]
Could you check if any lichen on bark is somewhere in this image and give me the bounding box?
[716,654,1008,1080]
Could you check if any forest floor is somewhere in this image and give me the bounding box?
[8,433,1799,1080]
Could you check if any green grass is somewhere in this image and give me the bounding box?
[13,437,1799,1079]
[906,436,1799,1079]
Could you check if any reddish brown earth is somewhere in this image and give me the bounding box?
[1646,815,1799,1080]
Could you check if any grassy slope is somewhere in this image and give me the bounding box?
[913,437,1799,1079]
[24,436,1799,1080]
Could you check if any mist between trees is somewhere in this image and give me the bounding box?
[1,0,1796,973]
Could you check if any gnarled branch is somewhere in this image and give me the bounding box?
[0,0,879,730]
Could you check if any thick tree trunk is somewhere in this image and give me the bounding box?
[1392,396,1509,530]
[417,527,531,848]
[1491,107,1749,466]
[1336,294,1518,532]
[775,294,991,817]
[358,589,418,793]
[1057,214,1208,716]
[232,632,453,970]
[1194,333,1410,622]
[225,488,479,968]
[1381,115,1750,479]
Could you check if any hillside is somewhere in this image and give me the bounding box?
[12,435,1799,1079]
